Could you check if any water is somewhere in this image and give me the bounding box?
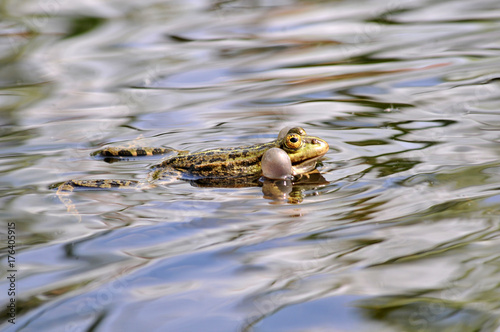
[1,0,500,331]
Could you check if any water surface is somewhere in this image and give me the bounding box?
[1,0,500,331]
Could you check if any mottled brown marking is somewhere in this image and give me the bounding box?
[120,150,133,157]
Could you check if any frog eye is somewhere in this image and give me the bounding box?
[284,133,302,150]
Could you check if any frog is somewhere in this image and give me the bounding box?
[57,126,329,192]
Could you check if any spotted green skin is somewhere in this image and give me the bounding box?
[58,127,328,191]
[151,132,328,180]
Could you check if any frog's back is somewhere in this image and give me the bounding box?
[151,141,279,180]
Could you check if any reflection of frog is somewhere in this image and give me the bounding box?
[57,127,329,191]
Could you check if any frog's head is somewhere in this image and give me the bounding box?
[278,127,329,175]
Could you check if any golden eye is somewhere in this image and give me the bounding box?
[284,133,302,150]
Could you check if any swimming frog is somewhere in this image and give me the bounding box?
[58,126,329,191]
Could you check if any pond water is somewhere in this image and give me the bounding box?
[2,0,500,331]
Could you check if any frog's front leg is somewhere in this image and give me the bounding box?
[146,166,183,187]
